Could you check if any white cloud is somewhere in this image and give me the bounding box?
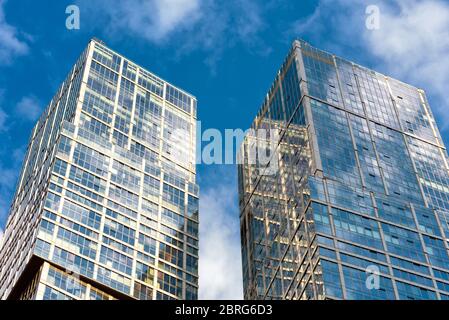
[0,108,6,131]
[93,0,201,43]
[366,0,449,130]
[78,0,268,69]
[198,166,243,300]
[234,0,264,43]
[12,146,25,163]
[0,89,8,132]
[15,95,41,121]
[290,0,449,131]
[0,0,30,64]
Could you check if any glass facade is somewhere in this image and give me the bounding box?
[0,39,199,300]
[238,40,449,300]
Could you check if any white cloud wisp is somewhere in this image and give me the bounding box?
[0,0,30,64]
[198,167,243,300]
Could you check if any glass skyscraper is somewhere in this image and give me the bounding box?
[0,39,199,300]
[238,40,449,300]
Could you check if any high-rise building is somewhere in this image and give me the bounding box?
[238,40,449,300]
[0,39,199,300]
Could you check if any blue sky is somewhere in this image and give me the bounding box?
[0,0,449,299]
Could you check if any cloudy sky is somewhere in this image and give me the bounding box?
[0,0,449,299]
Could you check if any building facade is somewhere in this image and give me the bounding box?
[238,40,449,300]
[0,39,199,300]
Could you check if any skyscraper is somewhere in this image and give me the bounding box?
[0,39,199,300]
[238,40,449,300]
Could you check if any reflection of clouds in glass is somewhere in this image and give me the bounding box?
[171,128,191,165]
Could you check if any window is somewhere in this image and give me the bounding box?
[137,70,164,97]
[133,282,153,300]
[79,113,110,139]
[96,266,131,294]
[186,219,198,237]
[141,199,159,219]
[138,233,157,256]
[43,286,72,300]
[122,60,137,81]
[159,242,183,268]
[108,184,139,210]
[82,90,114,124]
[56,227,97,259]
[61,200,101,230]
[186,284,198,300]
[52,247,95,278]
[107,200,138,219]
[100,246,133,275]
[118,78,135,110]
[69,165,107,193]
[165,84,192,114]
[46,266,87,299]
[92,44,121,71]
[87,60,118,101]
[111,160,141,192]
[57,136,72,156]
[44,192,61,211]
[135,261,155,286]
[103,218,136,246]
[186,255,197,274]
[53,159,68,177]
[106,208,136,228]
[161,208,185,229]
[187,196,198,220]
[162,184,185,211]
[113,130,128,148]
[73,143,110,177]
[67,181,104,203]
[144,175,160,198]
[157,271,183,298]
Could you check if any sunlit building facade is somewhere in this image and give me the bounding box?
[238,40,449,300]
[0,39,199,300]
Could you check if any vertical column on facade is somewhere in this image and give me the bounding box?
[352,68,389,196]
[277,51,311,298]
[418,90,448,157]
[293,41,328,299]
[351,67,401,298]
[385,80,449,277]
[34,262,49,300]
[384,77,429,208]
[242,204,255,299]
[153,81,168,299]
[293,43,323,178]
[415,91,449,255]
[332,56,366,189]
[409,203,441,299]
[370,195,400,299]
[243,136,261,299]
[322,178,347,300]
[125,59,141,300]
[274,65,288,298]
